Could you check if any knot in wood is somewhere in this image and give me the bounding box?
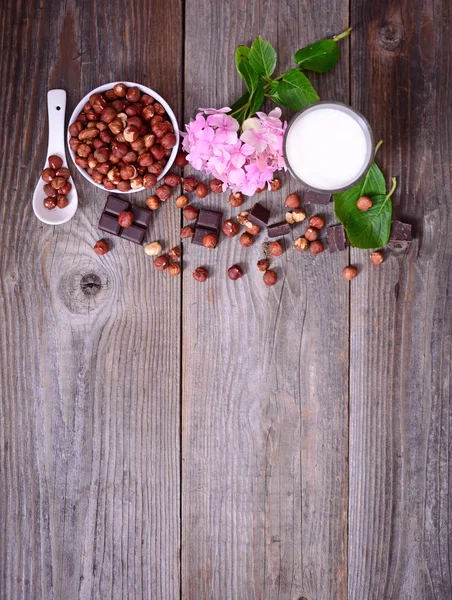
[80,273,102,296]
[378,21,404,51]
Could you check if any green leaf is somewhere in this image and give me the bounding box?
[333,163,396,249]
[235,45,250,67]
[230,82,265,126]
[230,91,250,115]
[247,81,265,116]
[236,58,259,95]
[266,80,282,104]
[278,69,319,110]
[248,36,277,76]
[294,39,340,72]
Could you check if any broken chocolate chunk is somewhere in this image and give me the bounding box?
[267,221,292,238]
[390,220,412,242]
[304,190,332,205]
[327,224,347,252]
[248,202,270,228]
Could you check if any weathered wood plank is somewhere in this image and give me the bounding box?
[182,1,350,598]
[349,0,452,598]
[0,0,182,598]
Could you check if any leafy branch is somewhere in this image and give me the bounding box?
[231,28,352,124]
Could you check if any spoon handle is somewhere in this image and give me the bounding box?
[46,89,67,161]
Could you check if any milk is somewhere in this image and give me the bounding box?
[284,104,373,191]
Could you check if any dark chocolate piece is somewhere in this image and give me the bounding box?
[248,202,270,228]
[192,226,217,247]
[304,190,332,205]
[120,224,146,244]
[196,208,222,231]
[98,195,151,245]
[327,224,347,252]
[105,195,130,215]
[390,220,412,242]
[131,205,152,228]
[98,212,121,236]
[267,221,291,238]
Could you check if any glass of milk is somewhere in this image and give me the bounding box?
[283,101,374,193]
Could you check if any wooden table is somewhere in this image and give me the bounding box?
[1,0,451,598]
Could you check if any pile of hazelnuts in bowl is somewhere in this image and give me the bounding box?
[67,81,179,193]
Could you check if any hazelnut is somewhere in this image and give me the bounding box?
[309,215,325,229]
[69,122,83,136]
[292,208,307,223]
[77,143,91,158]
[150,115,164,127]
[93,240,109,255]
[269,241,283,256]
[152,121,169,138]
[193,267,208,282]
[285,193,301,209]
[176,194,189,209]
[237,211,249,226]
[85,110,98,121]
[146,195,160,210]
[97,162,111,175]
[127,116,143,129]
[270,178,281,192]
[120,165,137,180]
[100,129,114,144]
[202,233,217,248]
[126,86,141,102]
[111,99,127,111]
[144,134,156,148]
[78,128,99,141]
[91,170,104,184]
[154,255,170,271]
[370,251,384,265]
[286,212,295,224]
[161,133,177,149]
[229,192,244,207]
[222,219,240,238]
[342,265,358,280]
[43,196,57,210]
[125,102,143,117]
[118,211,133,228]
[240,232,254,247]
[294,237,309,252]
[137,153,152,167]
[182,177,198,192]
[89,93,107,113]
[195,183,208,198]
[150,144,165,160]
[48,155,63,170]
[142,105,155,121]
[76,112,87,124]
[227,265,243,280]
[156,184,172,201]
[131,137,146,152]
[143,174,157,189]
[148,163,163,176]
[107,167,121,184]
[263,269,277,286]
[124,125,139,142]
[111,142,128,159]
[92,136,106,149]
[357,196,373,211]
[210,179,223,194]
[304,227,319,242]
[257,258,270,271]
[75,156,89,169]
[100,107,117,124]
[117,180,131,192]
[181,226,194,239]
[164,173,181,187]
[104,89,117,101]
[56,167,70,179]
[58,182,72,196]
[96,121,108,131]
[245,222,260,236]
[122,150,137,164]
[183,205,198,221]
[113,83,127,97]
[153,103,166,116]
[130,176,143,190]
[145,241,162,256]
[94,147,110,163]
[140,93,154,106]
[309,240,324,255]
[69,137,81,152]
[41,168,55,182]
[87,155,98,170]
[168,263,181,276]
[168,246,181,260]
[108,118,124,135]
[103,178,116,190]
[175,152,188,168]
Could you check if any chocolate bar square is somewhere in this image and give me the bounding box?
[120,224,146,244]
[267,221,291,238]
[327,224,347,252]
[390,220,412,242]
[131,205,152,228]
[98,212,121,236]
[192,226,217,247]
[196,208,222,231]
[304,190,331,205]
[105,195,130,215]
[249,202,270,228]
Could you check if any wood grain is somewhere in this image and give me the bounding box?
[0,0,182,598]
[348,1,452,598]
[182,1,350,598]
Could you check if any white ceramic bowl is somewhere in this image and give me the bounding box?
[67,81,180,194]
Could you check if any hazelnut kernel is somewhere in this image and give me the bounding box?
[155,184,172,201]
[370,251,384,265]
[56,195,69,209]
[357,196,373,211]
[245,222,260,236]
[93,240,109,255]
[285,212,295,225]
[227,264,243,280]
[48,155,63,170]
[181,226,195,239]
[145,242,162,256]
[309,240,324,255]
[183,205,198,221]
[146,196,160,210]
[263,269,277,286]
[154,255,170,271]
[118,211,133,228]
[42,168,55,182]
[229,192,244,207]
[342,265,358,280]
[193,267,208,282]
[182,177,198,192]
[294,237,309,252]
[210,178,223,194]
[239,232,254,247]
[269,241,283,256]
[257,258,270,271]
[195,183,208,198]
[222,219,240,238]
[176,194,189,209]
[43,197,57,210]
[292,208,307,223]
[309,215,325,229]
[164,173,181,187]
[237,211,249,226]
[175,152,188,168]
[168,246,181,260]
[202,233,217,248]
[270,178,281,192]
[304,227,319,242]
[168,263,181,276]
[285,193,301,209]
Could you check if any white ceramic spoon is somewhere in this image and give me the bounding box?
[32,89,78,224]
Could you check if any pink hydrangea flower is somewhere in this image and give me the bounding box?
[182,106,286,196]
